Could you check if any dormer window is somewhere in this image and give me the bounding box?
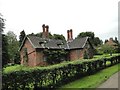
[57,42,64,48]
[39,40,47,48]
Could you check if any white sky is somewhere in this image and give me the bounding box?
[0,0,119,41]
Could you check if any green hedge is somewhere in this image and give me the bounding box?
[2,54,120,89]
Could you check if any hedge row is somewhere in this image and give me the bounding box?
[2,54,120,89]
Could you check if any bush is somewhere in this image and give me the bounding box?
[2,54,120,89]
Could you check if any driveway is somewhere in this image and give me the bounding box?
[97,71,120,89]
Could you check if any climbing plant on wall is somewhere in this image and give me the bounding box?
[43,49,68,64]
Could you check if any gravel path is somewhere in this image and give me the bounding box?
[97,71,120,89]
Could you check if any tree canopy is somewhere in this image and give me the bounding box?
[19,30,26,46]
[76,31,103,46]
[6,31,19,63]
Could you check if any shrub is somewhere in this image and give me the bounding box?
[2,54,120,89]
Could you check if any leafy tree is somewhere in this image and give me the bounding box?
[99,44,116,54]
[2,34,9,66]
[19,30,26,46]
[77,31,95,39]
[43,49,68,64]
[94,37,103,46]
[0,14,9,67]
[76,32,102,46]
[6,31,19,63]
[52,34,66,41]
[0,14,5,33]
[104,39,108,43]
[28,32,53,39]
[113,37,120,53]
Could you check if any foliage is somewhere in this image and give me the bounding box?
[2,54,120,89]
[99,44,117,54]
[2,34,9,67]
[61,63,120,88]
[0,13,5,33]
[6,31,19,63]
[19,30,26,46]
[77,32,103,46]
[83,50,89,59]
[1,15,10,67]
[28,32,66,41]
[52,34,66,41]
[14,51,20,64]
[43,49,68,64]
[28,32,53,39]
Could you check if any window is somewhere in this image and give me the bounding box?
[43,55,47,61]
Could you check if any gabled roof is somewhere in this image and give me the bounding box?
[19,35,68,51]
[19,35,91,51]
[68,37,89,49]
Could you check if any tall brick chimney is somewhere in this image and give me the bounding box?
[67,30,70,41]
[45,25,49,38]
[109,37,113,41]
[70,29,73,40]
[42,24,49,38]
[42,24,46,38]
[67,29,73,42]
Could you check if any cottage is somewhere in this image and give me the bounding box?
[19,24,94,66]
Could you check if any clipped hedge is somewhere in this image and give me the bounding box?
[2,54,120,89]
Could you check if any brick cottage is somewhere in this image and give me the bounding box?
[19,24,94,66]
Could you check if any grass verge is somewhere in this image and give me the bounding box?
[60,63,120,89]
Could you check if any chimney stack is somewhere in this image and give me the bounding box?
[70,29,73,40]
[45,25,49,38]
[42,24,49,38]
[67,29,73,42]
[109,37,113,41]
[67,30,70,41]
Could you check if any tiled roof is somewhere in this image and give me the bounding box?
[68,37,88,49]
[27,35,68,49]
[19,35,89,51]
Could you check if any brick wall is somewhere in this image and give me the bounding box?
[35,49,48,66]
[69,41,94,60]
[69,49,85,61]
[20,38,36,66]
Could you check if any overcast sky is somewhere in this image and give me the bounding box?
[0,0,119,41]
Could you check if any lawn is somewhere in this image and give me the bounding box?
[59,63,120,89]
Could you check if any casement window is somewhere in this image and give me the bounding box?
[43,55,47,61]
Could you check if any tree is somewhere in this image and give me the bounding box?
[0,14,5,33]
[77,31,94,39]
[19,30,26,46]
[104,39,108,43]
[2,34,9,66]
[52,34,66,41]
[0,14,9,67]
[6,31,19,63]
[94,37,103,46]
[113,37,120,53]
[77,32,103,46]
[43,49,68,64]
[28,32,53,39]
[99,44,116,54]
